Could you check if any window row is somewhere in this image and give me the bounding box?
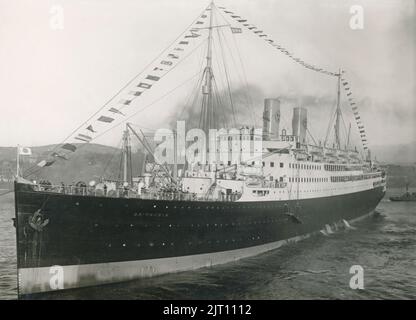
[331,173,382,182]
[289,163,322,170]
[324,164,347,171]
[289,177,329,183]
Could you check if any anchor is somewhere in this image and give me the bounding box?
[28,209,49,232]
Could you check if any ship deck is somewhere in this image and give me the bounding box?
[17,182,241,202]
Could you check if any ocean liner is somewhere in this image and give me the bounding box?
[14,1,386,297]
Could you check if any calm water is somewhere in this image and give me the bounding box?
[0,188,415,300]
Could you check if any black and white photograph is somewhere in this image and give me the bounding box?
[0,0,415,304]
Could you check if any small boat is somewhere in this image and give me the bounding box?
[389,183,416,201]
[390,192,416,202]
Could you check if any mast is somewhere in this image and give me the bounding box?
[335,69,342,149]
[16,144,20,178]
[173,130,178,180]
[122,125,132,184]
[201,1,215,136]
[346,122,351,150]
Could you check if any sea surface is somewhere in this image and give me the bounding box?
[0,188,415,300]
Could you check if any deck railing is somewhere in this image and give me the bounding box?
[28,183,241,202]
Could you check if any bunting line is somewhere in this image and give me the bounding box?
[23,5,212,175]
[219,6,339,77]
[340,72,368,150]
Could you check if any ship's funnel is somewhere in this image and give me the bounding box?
[262,98,280,140]
[292,107,307,144]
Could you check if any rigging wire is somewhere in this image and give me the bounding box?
[24,70,204,179]
[216,26,237,128]
[217,8,258,127]
[210,36,232,128]
[178,39,207,123]
[211,75,229,128]
[306,127,318,146]
[220,26,257,127]
[323,100,338,147]
[339,111,349,149]
[23,36,208,178]
[23,3,368,182]
[22,6,210,178]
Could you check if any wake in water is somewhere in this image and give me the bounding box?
[320,218,358,236]
[342,219,356,230]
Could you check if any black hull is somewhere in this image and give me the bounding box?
[14,182,385,294]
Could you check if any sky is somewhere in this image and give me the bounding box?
[0,0,414,150]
